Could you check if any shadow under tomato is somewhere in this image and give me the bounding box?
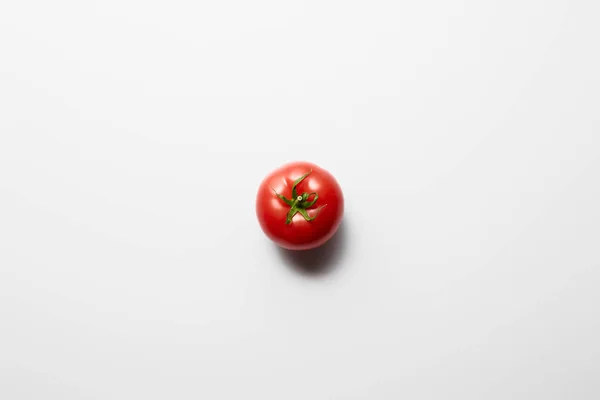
[276,222,348,277]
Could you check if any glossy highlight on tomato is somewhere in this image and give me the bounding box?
[256,161,344,250]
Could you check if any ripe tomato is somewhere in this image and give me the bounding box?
[256,161,344,250]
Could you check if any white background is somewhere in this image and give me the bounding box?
[1,0,599,399]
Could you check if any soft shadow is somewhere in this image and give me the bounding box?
[276,222,348,277]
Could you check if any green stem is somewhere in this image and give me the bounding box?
[274,170,326,225]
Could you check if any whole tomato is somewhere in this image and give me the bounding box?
[256,161,344,250]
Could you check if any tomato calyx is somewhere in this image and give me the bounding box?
[271,170,326,225]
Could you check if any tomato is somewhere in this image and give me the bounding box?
[256,161,344,250]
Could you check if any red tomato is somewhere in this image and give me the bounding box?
[256,161,344,250]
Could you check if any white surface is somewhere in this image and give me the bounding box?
[1,0,599,399]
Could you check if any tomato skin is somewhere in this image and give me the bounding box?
[256,161,344,250]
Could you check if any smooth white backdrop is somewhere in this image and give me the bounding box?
[1,1,599,399]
